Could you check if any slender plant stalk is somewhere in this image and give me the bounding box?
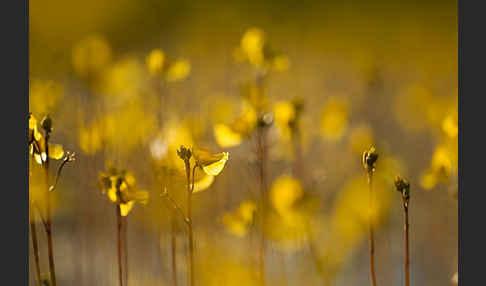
[257,127,267,284]
[403,202,410,286]
[44,134,57,286]
[116,205,124,286]
[171,219,178,286]
[123,215,129,286]
[185,164,197,286]
[29,156,42,286]
[367,173,377,286]
[29,206,42,286]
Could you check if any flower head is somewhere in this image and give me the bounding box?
[28,114,64,164]
[192,147,229,176]
[176,145,192,162]
[41,114,53,134]
[394,175,410,202]
[99,162,149,216]
[146,49,165,76]
[362,146,379,173]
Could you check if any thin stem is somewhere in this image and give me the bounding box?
[44,133,57,286]
[162,189,189,225]
[29,206,42,286]
[33,202,48,231]
[368,172,377,286]
[186,164,197,286]
[171,219,178,286]
[404,202,410,286]
[49,154,74,192]
[257,127,267,284]
[116,205,124,286]
[123,215,129,286]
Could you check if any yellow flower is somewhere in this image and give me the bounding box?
[320,96,349,141]
[362,146,378,173]
[270,175,303,216]
[213,124,243,148]
[442,114,458,138]
[99,163,149,216]
[222,200,256,237]
[146,49,166,76]
[28,114,64,164]
[72,35,112,77]
[28,114,42,142]
[192,148,229,176]
[240,28,266,66]
[165,59,191,82]
[192,173,215,193]
[29,79,63,115]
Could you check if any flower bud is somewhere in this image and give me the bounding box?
[394,175,410,201]
[41,115,53,134]
[362,146,378,172]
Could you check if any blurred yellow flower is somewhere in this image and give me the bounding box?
[72,35,112,77]
[29,79,63,115]
[222,200,256,237]
[240,27,266,66]
[320,97,349,141]
[28,114,42,142]
[79,123,103,155]
[213,103,259,148]
[102,58,145,101]
[213,124,243,148]
[193,148,229,176]
[235,27,289,73]
[270,175,303,216]
[442,114,458,138]
[272,55,290,72]
[165,59,191,82]
[420,143,457,190]
[146,49,166,76]
[81,99,156,154]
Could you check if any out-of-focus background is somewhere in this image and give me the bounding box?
[29,0,457,285]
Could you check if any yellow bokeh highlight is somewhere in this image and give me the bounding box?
[165,59,191,82]
[146,49,166,76]
[29,79,63,115]
[320,97,349,141]
[213,124,243,148]
[222,200,256,237]
[270,175,303,216]
[72,35,112,77]
[240,27,265,67]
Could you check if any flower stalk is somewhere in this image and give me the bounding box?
[116,204,124,286]
[29,206,42,286]
[363,146,379,286]
[42,116,57,286]
[395,176,411,286]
